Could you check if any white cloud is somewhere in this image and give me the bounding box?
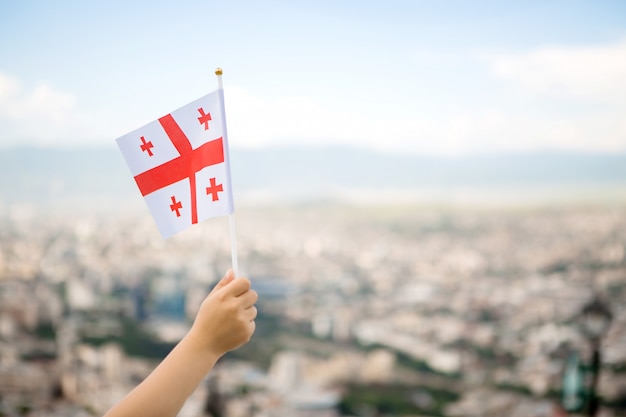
[492,38,626,102]
[0,73,20,97]
[225,83,626,155]
[3,37,625,156]
[223,39,626,155]
[424,108,626,154]
[0,72,98,146]
[226,86,365,147]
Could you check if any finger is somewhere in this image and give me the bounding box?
[239,289,258,308]
[210,269,235,294]
[224,277,251,297]
[244,306,258,321]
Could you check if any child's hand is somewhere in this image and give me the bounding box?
[186,270,258,357]
[102,270,257,417]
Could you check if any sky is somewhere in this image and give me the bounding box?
[0,0,625,155]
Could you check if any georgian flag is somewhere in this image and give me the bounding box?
[116,90,234,239]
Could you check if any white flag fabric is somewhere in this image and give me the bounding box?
[116,90,234,238]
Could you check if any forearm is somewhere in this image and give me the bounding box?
[103,335,220,417]
[102,272,257,417]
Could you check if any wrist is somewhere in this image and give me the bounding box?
[179,329,223,367]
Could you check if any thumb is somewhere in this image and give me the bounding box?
[210,269,235,294]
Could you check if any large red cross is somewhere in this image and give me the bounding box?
[133,114,225,224]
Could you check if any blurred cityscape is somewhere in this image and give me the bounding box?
[0,200,625,417]
[3,0,626,415]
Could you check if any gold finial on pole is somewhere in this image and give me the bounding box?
[215,67,223,89]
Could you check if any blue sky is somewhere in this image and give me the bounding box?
[0,0,625,155]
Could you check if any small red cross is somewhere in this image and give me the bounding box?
[169,196,182,217]
[140,136,154,157]
[205,177,223,201]
[197,108,212,130]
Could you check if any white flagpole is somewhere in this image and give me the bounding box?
[215,67,240,278]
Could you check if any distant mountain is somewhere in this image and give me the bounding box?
[233,145,626,187]
[1,146,626,206]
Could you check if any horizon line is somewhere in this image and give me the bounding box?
[2,143,626,158]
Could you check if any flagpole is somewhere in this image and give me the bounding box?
[215,67,240,278]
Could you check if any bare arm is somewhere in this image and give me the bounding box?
[103,270,258,417]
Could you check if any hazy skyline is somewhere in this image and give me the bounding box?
[1,0,625,155]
